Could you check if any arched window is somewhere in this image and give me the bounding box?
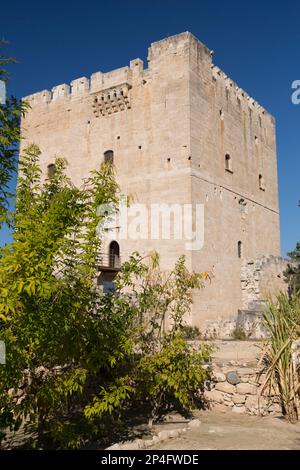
[47,163,56,178]
[259,174,265,191]
[104,150,114,164]
[109,241,120,268]
[225,154,233,173]
[238,241,243,259]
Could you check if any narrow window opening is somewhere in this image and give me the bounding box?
[104,150,114,164]
[47,163,56,178]
[238,241,243,259]
[225,154,233,173]
[109,241,120,268]
[259,174,265,191]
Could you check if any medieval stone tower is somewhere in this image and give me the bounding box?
[21,32,282,333]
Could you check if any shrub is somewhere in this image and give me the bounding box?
[0,147,211,448]
[231,326,248,341]
[179,325,202,340]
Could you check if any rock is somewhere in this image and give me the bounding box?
[121,439,143,450]
[151,435,160,444]
[164,412,187,422]
[232,405,246,414]
[269,403,282,414]
[158,430,172,441]
[258,373,267,385]
[212,403,228,413]
[215,382,236,394]
[188,418,201,428]
[143,439,154,448]
[236,383,258,395]
[169,429,180,438]
[237,368,255,376]
[205,389,225,403]
[106,443,121,450]
[232,394,246,404]
[223,393,233,402]
[226,371,241,385]
[245,395,259,410]
[229,360,239,366]
[213,372,226,382]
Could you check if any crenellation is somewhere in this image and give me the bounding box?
[148,31,210,64]
[100,66,132,92]
[52,84,70,101]
[23,89,51,105]
[71,77,90,95]
[211,64,273,124]
[129,58,144,73]
[90,71,103,93]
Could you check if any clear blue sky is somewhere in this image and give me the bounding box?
[1,0,299,256]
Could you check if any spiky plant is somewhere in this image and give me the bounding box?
[259,293,300,423]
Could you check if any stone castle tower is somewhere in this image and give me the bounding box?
[21,32,283,334]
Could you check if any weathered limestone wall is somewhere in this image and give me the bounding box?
[187,33,280,327]
[206,362,281,416]
[205,341,282,416]
[20,32,281,330]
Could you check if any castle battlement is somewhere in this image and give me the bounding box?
[22,31,274,124]
[23,63,139,104]
[211,64,274,123]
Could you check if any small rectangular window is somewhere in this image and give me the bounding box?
[225,154,233,173]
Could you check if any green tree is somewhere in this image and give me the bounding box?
[0,145,211,448]
[0,40,28,227]
[285,202,300,295]
[0,144,121,447]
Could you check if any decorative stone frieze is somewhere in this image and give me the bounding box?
[92,83,131,117]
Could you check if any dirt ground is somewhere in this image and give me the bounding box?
[153,410,300,450]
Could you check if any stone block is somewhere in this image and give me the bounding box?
[205,389,225,403]
[236,383,258,395]
[237,368,256,376]
[232,394,246,404]
[232,405,246,414]
[188,418,201,428]
[215,382,236,394]
[213,372,226,382]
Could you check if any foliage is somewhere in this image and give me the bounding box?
[0,146,211,448]
[179,325,202,340]
[0,144,121,447]
[285,240,300,296]
[0,40,28,227]
[231,325,248,341]
[259,293,300,423]
[85,254,212,427]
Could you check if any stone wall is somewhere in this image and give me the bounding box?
[204,256,290,339]
[205,360,281,416]
[241,256,289,309]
